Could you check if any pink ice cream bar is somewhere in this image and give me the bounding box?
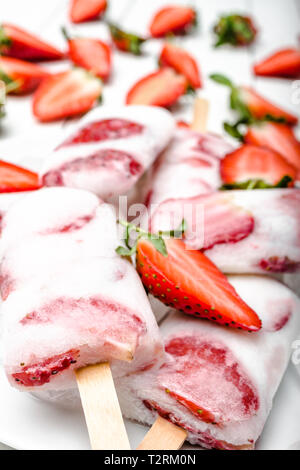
[150,189,300,274]
[145,127,233,207]
[117,276,300,450]
[1,188,163,391]
[40,106,175,203]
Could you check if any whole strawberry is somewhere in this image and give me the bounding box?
[213,14,257,47]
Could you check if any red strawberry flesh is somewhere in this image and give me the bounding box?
[245,122,300,178]
[136,238,261,332]
[150,192,255,251]
[126,67,187,107]
[159,335,260,425]
[220,144,297,186]
[0,160,41,193]
[58,119,143,149]
[150,6,196,38]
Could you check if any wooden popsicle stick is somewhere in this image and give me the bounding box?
[136,98,210,451]
[76,362,131,450]
[137,416,187,450]
[190,97,210,133]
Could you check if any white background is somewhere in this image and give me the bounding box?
[0,0,299,450]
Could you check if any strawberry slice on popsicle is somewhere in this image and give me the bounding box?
[126,68,187,107]
[159,42,202,89]
[33,68,102,122]
[254,48,300,78]
[0,23,64,61]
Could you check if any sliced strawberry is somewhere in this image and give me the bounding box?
[63,29,111,80]
[166,390,216,424]
[240,86,298,125]
[213,14,257,47]
[58,119,143,149]
[0,160,40,193]
[0,56,50,94]
[160,335,260,425]
[136,237,261,332]
[150,192,254,251]
[70,0,107,23]
[126,67,187,107]
[210,74,298,125]
[13,350,80,387]
[176,120,190,128]
[221,144,297,187]
[245,122,300,177]
[254,48,300,78]
[149,6,197,38]
[108,23,146,55]
[32,68,102,122]
[0,23,64,61]
[159,42,202,89]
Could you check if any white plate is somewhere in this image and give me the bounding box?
[0,364,300,450]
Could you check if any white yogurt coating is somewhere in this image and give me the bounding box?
[146,127,233,208]
[40,106,175,203]
[117,275,300,450]
[206,189,300,274]
[1,188,163,392]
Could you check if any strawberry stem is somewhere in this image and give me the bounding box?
[116,219,186,258]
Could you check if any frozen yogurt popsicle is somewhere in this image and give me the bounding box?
[150,189,300,274]
[40,106,175,204]
[145,127,232,208]
[0,187,163,392]
[117,275,300,450]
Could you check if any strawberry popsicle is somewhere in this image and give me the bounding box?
[0,187,163,391]
[145,126,233,208]
[41,106,175,203]
[150,189,300,274]
[117,275,300,450]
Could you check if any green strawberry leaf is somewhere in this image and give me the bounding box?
[220,175,293,191]
[147,236,168,257]
[210,74,234,89]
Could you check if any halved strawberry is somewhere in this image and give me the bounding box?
[135,237,261,332]
[149,6,197,38]
[254,48,300,78]
[150,192,254,251]
[0,23,64,61]
[210,74,298,125]
[108,23,147,55]
[32,68,102,122]
[0,160,40,193]
[213,14,257,48]
[70,0,107,23]
[240,86,298,125]
[63,29,111,80]
[126,67,187,107]
[245,122,300,178]
[0,56,50,94]
[159,42,202,89]
[221,144,297,187]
